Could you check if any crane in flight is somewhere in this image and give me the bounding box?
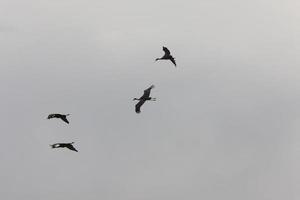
[155,46,176,67]
[47,113,70,124]
[50,142,78,152]
[133,85,156,113]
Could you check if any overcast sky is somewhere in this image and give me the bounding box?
[1,0,300,200]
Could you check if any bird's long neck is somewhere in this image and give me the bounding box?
[155,58,161,61]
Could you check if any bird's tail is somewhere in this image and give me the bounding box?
[150,85,155,89]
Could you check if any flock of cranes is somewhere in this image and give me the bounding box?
[48,46,176,152]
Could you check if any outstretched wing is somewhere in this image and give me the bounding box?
[60,116,69,124]
[47,114,56,119]
[170,56,176,67]
[135,99,146,113]
[67,144,78,152]
[163,46,171,56]
[50,143,60,148]
[142,85,155,98]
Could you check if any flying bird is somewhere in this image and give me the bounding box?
[50,142,78,152]
[133,85,156,113]
[155,46,176,67]
[47,114,70,124]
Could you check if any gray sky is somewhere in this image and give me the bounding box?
[1,0,300,199]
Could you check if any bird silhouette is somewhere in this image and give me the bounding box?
[156,46,176,67]
[50,142,78,152]
[133,85,156,113]
[47,114,70,124]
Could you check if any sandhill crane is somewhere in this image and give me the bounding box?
[47,114,70,124]
[50,142,78,152]
[155,46,176,67]
[133,85,156,113]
